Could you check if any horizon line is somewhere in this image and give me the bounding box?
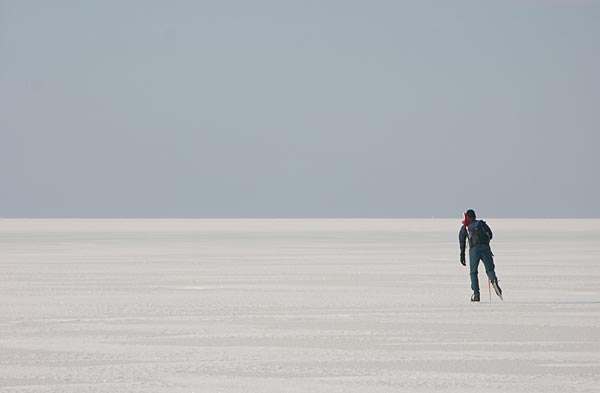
[1,217,598,220]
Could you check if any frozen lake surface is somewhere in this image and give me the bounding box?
[1,219,599,392]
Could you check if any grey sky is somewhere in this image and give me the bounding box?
[1,0,598,218]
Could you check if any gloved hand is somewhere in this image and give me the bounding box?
[460,252,466,266]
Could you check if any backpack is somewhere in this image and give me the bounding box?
[468,220,491,247]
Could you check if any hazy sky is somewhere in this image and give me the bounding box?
[1,1,598,218]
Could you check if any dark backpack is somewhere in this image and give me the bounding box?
[468,220,491,247]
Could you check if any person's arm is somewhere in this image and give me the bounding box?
[459,226,467,265]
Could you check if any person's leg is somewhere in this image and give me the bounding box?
[469,248,481,294]
[481,247,497,283]
[482,247,503,299]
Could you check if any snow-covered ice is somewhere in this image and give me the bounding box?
[0,219,599,392]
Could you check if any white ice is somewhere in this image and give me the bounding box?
[1,219,599,392]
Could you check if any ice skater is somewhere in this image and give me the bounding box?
[459,209,503,302]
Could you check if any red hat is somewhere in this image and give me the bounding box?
[462,212,471,227]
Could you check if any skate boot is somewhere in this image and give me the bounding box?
[471,292,480,302]
[491,279,503,301]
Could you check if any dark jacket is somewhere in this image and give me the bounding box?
[459,219,493,254]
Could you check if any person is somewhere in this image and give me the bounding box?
[459,209,503,302]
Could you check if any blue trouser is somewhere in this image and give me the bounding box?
[469,244,497,293]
